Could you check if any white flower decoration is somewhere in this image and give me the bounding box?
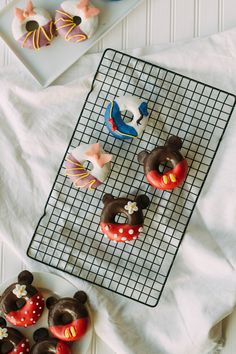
[0,328,8,340]
[12,284,27,299]
[124,201,138,215]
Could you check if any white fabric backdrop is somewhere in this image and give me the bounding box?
[1,29,236,354]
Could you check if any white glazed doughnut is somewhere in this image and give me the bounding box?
[12,1,55,50]
[55,0,100,43]
[65,143,112,190]
[104,95,149,140]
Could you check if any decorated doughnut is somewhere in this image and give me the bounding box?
[100,194,150,243]
[0,271,44,328]
[0,317,30,354]
[138,136,188,190]
[55,0,100,43]
[31,328,71,354]
[46,291,89,342]
[104,95,149,140]
[65,142,112,190]
[12,1,55,50]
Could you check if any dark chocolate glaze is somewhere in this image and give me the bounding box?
[0,327,24,354]
[0,283,37,314]
[101,194,150,226]
[47,296,88,327]
[30,338,59,354]
[138,136,184,174]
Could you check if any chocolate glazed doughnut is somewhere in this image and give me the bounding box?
[0,317,30,354]
[0,271,44,328]
[100,194,150,243]
[138,136,188,190]
[30,328,71,354]
[46,291,89,342]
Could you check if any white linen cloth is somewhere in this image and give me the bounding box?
[1,29,236,354]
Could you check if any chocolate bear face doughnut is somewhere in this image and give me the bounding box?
[138,136,188,190]
[0,271,44,328]
[46,291,89,342]
[100,194,150,243]
[0,317,30,354]
[30,328,71,354]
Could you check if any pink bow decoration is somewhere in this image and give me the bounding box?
[77,0,100,19]
[15,1,36,22]
[86,143,112,168]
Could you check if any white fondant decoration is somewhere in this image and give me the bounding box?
[12,8,52,41]
[0,328,8,340]
[13,284,27,298]
[71,143,111,183]
[124,201,138,215]
[61,0,99,38]
[116,95,149,137]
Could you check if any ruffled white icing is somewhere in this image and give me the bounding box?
[61,0,99,38]
[12,7,52,40]
[71,144,111,183]
[116,95,149,137]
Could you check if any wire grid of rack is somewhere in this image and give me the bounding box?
[27,49,236,307]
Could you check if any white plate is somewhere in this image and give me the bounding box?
[0,0,143,86]
[0,272,93,353]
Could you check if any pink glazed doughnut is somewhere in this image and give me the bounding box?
[55,0,100,43]
[12,1,55,50]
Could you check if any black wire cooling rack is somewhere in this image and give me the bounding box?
[27,49,236,307]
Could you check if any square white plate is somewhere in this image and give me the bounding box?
[0,0,143,86]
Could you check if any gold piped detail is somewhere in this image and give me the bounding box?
[163,175,168,184]
[170,173,176,182]
[21,31,33,48]
[56,10,73,19]
[70,326,76,337]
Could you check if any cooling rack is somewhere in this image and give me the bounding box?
[27,49,236,307]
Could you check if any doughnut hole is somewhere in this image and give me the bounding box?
[123,110,133,124]
[26,20,39,32]
[158,160,173,174]
[73,16,82,26]
[61,312,73,325]
[115,213,128,224]
[83,160,93,172]
[0,342,14,354]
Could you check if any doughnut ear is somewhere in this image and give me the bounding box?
[135,195,150,210]
[166,136,183,151]
[33,328,50,343]
[0,317,7,328]
[102,194,114,205]
[74,291,87,304]
[137,150,149,164]
[18,270,33,285]
[46,297,58,310]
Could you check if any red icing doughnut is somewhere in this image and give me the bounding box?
[138,136,188,191]
[47,291,89,343]
[100,194,150,243]
[0,271,45,328]
[0,317,30,354]
[6,292,44,327]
